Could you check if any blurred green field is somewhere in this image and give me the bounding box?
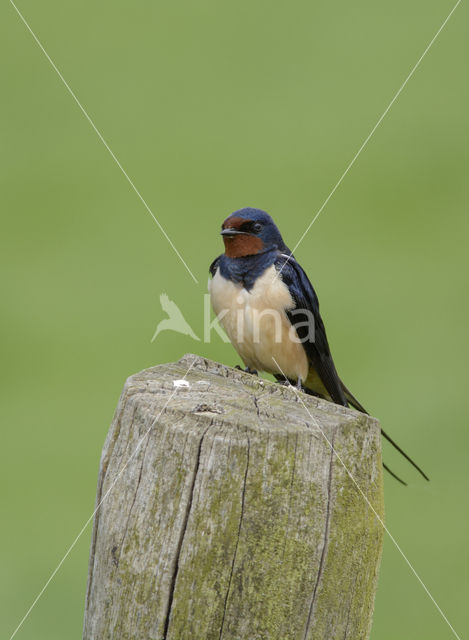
[1,1,468,638]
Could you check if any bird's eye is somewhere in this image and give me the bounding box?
[253,223,262,233]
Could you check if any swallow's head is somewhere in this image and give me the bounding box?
[220,207,285,258]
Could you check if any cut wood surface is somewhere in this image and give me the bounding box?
[83,354,384,640]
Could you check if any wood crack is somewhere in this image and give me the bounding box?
[253,395,261,417]
[218,432,251,640]
[303,430,336,640]
[162,426,210,639]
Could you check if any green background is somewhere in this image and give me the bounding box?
[1,1,467,638]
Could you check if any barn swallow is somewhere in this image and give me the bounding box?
[208,207,428,484]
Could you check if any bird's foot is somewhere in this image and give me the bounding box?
[275,375,306,393]
[275,375,292,388]
[235,365,258,376]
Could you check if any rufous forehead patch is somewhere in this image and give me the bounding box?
[222,216,253,229]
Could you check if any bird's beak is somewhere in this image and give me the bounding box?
[220,228,247,237]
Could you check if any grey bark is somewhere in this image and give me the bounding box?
[83,354,384,640]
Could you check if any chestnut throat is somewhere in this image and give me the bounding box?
[223,234,264,258]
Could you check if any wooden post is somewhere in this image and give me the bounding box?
[83,354,384,640]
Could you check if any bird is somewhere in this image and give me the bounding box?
[208,206,428,485]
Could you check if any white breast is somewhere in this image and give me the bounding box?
[208,264,309,382]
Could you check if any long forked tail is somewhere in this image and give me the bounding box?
[341,381,429,483]
[383,463,407,486]
[381,428,429,482]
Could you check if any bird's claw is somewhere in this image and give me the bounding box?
[235,365,258,376]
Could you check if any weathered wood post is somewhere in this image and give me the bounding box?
[83,354,384,640]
